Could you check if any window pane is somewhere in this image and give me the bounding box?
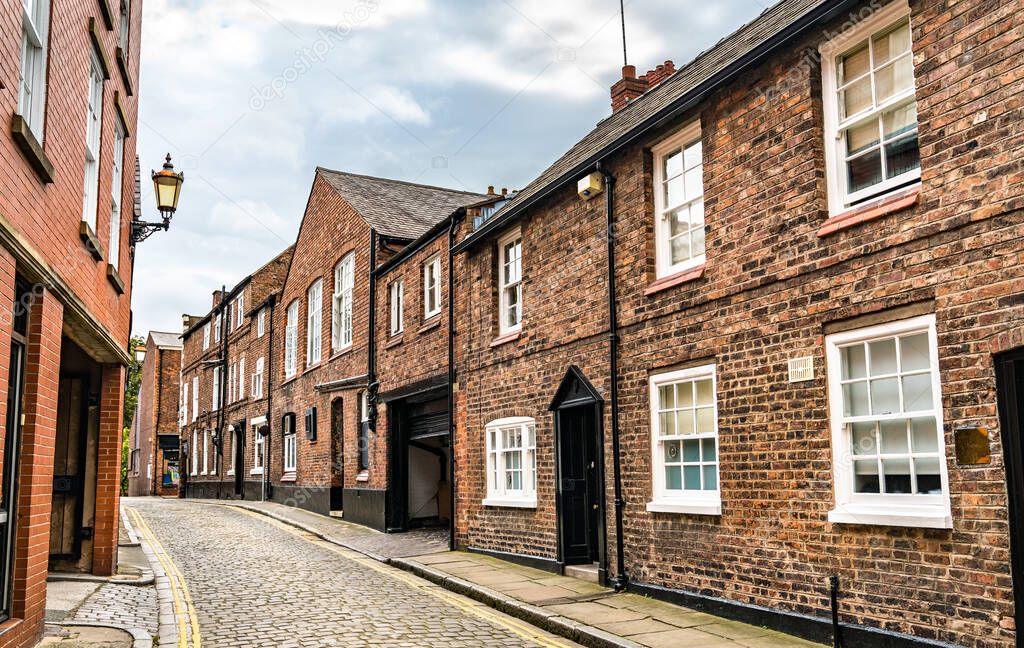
[676,410,695,436]
[869,338,898,375]
[884,103,917,140]
[659,385,675,410]
[846,120,879,156]
[678,382,694,408]
[842,345,867,380]
[683,465,701,490]
[875,56,914,103]
[879,419,909,453]
[914,457,942,494]
[911,417,939,452]
[702,465,717,491]
[682,439,700,462]
[683,141,702,171]
[663,440,680,463]
[684,167,703,201]
[690,199,705,227]
[691,224,706,259]
[665,466,682,490]
[664,150,683,178]
[840,76,872,118]
[843,381,870,416]
[695,407,714,435]
[884,134,920,179]
[854,459,880,493]
[899,333,930,372]
[840,44,870,84]
[670,232,691,265]
[874,22,911,65]
[695,379,714,406]
[847,149,883,193]
[902,373,933,411]
[659,412,676,436]
[669,206,689,237]
[870,378,900,414]
[666,176,685,208]
[882,458,912,494]
[701,438,716,462]
[851,422,876,455]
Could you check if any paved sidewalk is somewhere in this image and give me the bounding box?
[215,499,824,648]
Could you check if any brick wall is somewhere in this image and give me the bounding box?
[453,0,1024,646]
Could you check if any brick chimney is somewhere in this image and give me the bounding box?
[610,61,676,113]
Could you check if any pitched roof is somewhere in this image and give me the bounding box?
[149,331,182,349]
[459,0,849,250]
[317,168,488,240]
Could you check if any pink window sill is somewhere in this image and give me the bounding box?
[644,264,706,296]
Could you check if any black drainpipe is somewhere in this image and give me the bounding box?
[446,209,464,551]
[367,230,380,470]
[263,295,277,502]
[598,161,627,591]
[216,285,228,500]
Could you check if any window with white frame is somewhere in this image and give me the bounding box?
[203,324,210,350]
[332,255,354,351]
[423,256,441,319]
[81,52,104,231]
[825,314,950,528]
[238,355,245,400]
[119,0,130,52]
[191,376,199,421]
[235,294,244,327]
[202,429,209,474]
[211,367,220,410]
[389,279,404,337]
[252,423,265,474]
[229,427,237,475]
[108,121,125,270]
[214,313,222,343]
[18,0,51,141]
[181,380,188,426]
[257,308,265,337]
[498,230,522,334]
[820,2,919,215]
[284,300,298,378]
[358,392,370,471]
[252,357,264,399]
[647,364,721,515]
[307,280,322,366]
[483,417,536,507]
[190,431,198,475]
[283,415,296,473]
[653,121,705,279]
[227,361,235,403]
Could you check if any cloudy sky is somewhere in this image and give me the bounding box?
[132,0,773,335]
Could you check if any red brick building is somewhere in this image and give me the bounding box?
[0,0,142,644]
[178,247,292,502]
[265,168,485,529]
[450,0,1024,646]
[127,332,182,497]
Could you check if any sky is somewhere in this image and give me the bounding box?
[132,0,775,336]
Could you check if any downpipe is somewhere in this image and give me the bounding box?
[446,209,465,552]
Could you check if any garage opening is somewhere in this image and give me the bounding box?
[386,386,450,533]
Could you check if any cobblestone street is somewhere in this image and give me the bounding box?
[125,498,578,647]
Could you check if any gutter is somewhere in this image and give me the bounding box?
[374,209,460,278]
[452,0,859,254]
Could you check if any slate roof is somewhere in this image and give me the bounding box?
[460,0,848,249]
[149,331,182,349]
[317,168,488,240]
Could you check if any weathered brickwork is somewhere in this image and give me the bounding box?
[452,1,1024,647]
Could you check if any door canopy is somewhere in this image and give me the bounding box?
[549,365,604,411]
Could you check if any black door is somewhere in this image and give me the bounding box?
[557,405,599,565]
[234,426,245,497]
[996,349,1024,646]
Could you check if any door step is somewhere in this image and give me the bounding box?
[329,510,344,519]
[564,563,600,583]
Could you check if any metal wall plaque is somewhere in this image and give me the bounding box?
[954,427,991,466]
[788,357,815,383]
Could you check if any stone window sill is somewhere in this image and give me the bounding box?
[106,264,125,294]
[818,186,921,237]
[490,330,520,348]
[11,114,54,183]
[116,47,134,96]
[97,0,115,29]
[385,335,404,349]
[419,316,441,335]
[80,222,105,261]
[329,345,354,363]
[281,472,296,483]
[646,499,721,516]
[482,497,536,509]
[356,470,369,483]
[828,504,951,529]
[250,468,264,476]
[645,264,706,296]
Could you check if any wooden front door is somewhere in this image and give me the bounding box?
[50,376,89,562]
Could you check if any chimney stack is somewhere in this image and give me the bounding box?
[610,60,676,113]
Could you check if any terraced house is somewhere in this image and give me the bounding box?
[450,0,1024,646]
[0,0,143,644]
[178,248,292,502]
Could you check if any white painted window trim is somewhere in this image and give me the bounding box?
[18,0,52,141]
[201,430,209,475]
[236,294,244,327]
[251,420,266,475]
[824,313,952,529]
[333,255,354,352]
[283,415,297,474]
[646,364,722,516]
[306,280,323,366]
[257,308,266,337]
[652,120,706,279]
[389,278,404,337]
[819,0,919,217]
[284,300,298,378]
[81,51,104,231]
[482,416,537,508]
[423,255,442,320]
[202,324,210,350]
[108,121,125,271]
[238,355,245,400]
[214,313,222,343]
[191,376,199,421]
[252,356,264,399]
[497,228,523,335]
[180,380,188,427]
[190,431,198,476]
[118,0,130,52]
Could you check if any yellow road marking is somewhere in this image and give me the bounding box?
[126,507,203,648]
[230,506,575,648]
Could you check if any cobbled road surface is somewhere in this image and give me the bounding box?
[127,498,576,648]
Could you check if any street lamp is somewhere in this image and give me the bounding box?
[132,153,184,244]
